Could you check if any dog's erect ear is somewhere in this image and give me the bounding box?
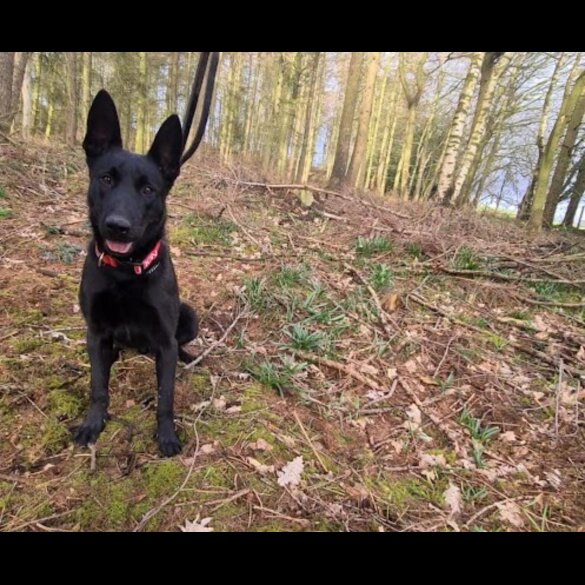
[148,115,183,183]
[83,90,123,160]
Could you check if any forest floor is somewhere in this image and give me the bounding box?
[1,140,584,532]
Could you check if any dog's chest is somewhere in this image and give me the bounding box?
[91,288,160,352]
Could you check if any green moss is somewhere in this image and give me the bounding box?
[41,419,70,455]
[47,390,83,419]
[11,336,43,354]
[142,460,184,499]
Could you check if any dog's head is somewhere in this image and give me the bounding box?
[83,90,183,258]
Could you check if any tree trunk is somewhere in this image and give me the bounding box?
[0,52,15,134]
[562,155,585,227]
[134,52,148,153]
[436,52,483,204]
[543,91,585,226]
[296,52,321,184]
[348,52,381,189]
[167,52,179,115]
[365,55,392,190]
[82,52,92,125]
[65,52,79,145]
[21,56,33,138]
[375,83,399,196]
[518,53,571,220]
[395,52,428,199]
[452,52,513,207]
[10,52,31,131]
[328,52,364,188]
[529,68,585,231]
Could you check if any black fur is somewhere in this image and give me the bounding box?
[73,90,198,457]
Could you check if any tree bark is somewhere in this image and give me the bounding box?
[348,52,381,189]
[543,91,585,226]
[562,155,585,227]
[0,52,15,134]
[328,52,364,188]
[65,52,79,145]
[528,68,585,230]
[436,52,483,204]
[518,53,572,220]
[452,52,513,207]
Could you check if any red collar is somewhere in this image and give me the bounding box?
[95,240,162,276]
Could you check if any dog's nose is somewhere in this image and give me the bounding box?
[105,215,131,236]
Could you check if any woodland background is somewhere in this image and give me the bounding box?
[1,52,585,230]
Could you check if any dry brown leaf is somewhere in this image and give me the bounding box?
[246,457,275,475]
[497,501,524,528]
[419,453,447,469]
[277,456,304,488]
[248,438,274,452]
[443,483,462,517]
[180,515,214,532]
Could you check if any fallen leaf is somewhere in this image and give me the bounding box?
[360,363,379,376]
[545,470,562,489]
[381,292,400,313]
[419,453,447,469]
[277,456,304,488]
[500,431,517,443]
[200,443,215,455]
[212,396,226,411]
[248,438,274,452]
[180,516,214,532]
[246,457,275,474]
[497,501,525,528]
[443,483,462,517]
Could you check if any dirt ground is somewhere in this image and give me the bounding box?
[0,141,584,532]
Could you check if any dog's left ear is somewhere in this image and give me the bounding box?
[148,115,183,183]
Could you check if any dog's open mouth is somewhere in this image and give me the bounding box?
[105,240,134,255]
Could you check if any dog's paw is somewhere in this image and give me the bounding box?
[73,412,107,446]
[157,426,182,457]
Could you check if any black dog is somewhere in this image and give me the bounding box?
[73,90,198,456]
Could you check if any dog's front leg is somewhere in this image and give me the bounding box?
[73,330,116,446]
[155,339,181,456]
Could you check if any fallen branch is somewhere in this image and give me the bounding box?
[438,266,585,290]
[234,180,411,219]
[293,350,386,393]
[399,377,463,452]
[184,307,249,370]
[293,410,329,473]
[343,261,395,337]
[408,292,585,380]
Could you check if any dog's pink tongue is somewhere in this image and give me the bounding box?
[106,240,133,254]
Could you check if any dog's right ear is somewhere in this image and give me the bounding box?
[83,90,123,160]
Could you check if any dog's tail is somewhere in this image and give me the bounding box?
[177,302,199,364]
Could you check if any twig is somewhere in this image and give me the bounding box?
[408,292,585,380]
[208,488,251,512]
[438,266,585,290]
[399,377,463,451]
[294,350,386,393]
[343,261,395,337]
[464,496,527,528]
[252,505,311,527]
[554,359,563,443]
[183,307,248,370]
[293,411,329,473]
[234,180,411,219]
[6,509,76,532]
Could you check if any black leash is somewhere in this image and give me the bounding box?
[180,52,220,167]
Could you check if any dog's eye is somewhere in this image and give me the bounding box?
[143,185,154,196]
[101,174,113,186]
